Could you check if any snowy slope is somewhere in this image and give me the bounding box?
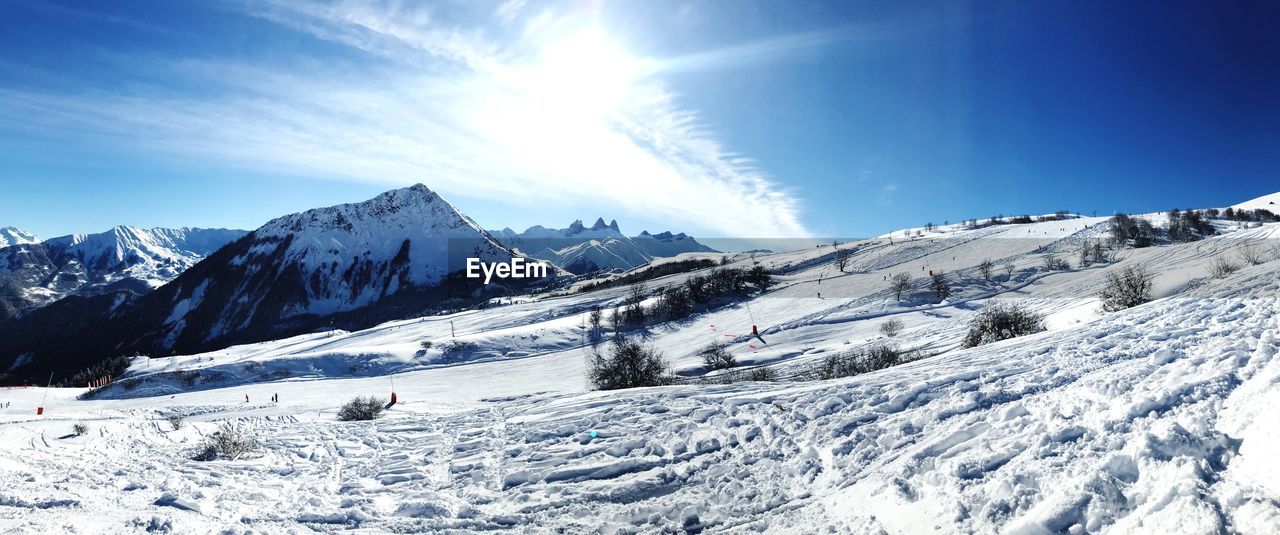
[1,260,1276,533]
[0,226,245,320]
[0,227,38,248]
[1233,191,1280,211]
[1,197,1278,533]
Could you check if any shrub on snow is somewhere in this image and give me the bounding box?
[961,303,1046,348]
[588,337,670,390]
[879,319,904,338]
[337,396,386,421]
[811,343,904,380]
[193,423,259,461]
[1209,257,1235,279]
[700,343,737,371]
[1099,266,1155,312]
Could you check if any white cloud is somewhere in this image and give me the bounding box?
[0,0,811,238]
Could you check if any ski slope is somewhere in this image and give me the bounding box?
[1,209,1278,533]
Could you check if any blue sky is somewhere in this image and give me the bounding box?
[1,0,1277,241]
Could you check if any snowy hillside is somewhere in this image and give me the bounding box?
[1,194,1279,533]
[0,226,245,320]
[1233,191,1280,211]
[0,226,38,248]
[0,185,526,384]
[492,218,715,274]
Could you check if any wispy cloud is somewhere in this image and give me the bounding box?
[656,27,864,74]
[0,0,813,238]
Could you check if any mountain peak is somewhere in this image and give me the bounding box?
[0,226,39,248]
[586,218,620,232]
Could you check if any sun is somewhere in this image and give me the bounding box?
[522,27,643,118]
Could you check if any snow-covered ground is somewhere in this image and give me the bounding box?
[1,207,1278,533]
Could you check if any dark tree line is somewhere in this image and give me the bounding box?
[1166,209,1216,243]
[608,265,771,332]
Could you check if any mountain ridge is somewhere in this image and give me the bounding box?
[0,184,533,384]
[491,219,716,274]
[0,225,246,321]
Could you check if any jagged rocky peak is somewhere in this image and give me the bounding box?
[588,218,620,232]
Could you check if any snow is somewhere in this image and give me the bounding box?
[0,226,245,315]
[1232,191,1280,211]
[1,198,1279,532]
[248,184,513,315]
[0,227,39,248]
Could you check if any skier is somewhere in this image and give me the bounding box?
[244,394,249,403]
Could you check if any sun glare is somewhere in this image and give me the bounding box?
[523,28,642,118]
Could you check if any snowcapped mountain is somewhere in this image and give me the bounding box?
[0,184,527,383]
[0,226,245,321]
[492,218,716,274]
[0,226,38,247]
[244,184,514,316]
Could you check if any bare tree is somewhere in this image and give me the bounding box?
[1043,254,1070,271]
[1003,262,1016,280]
[879,318,904,338]
[834,248,853,272]
[624,283,647,326]
[609,307,623,334]
[584,306,604,342]
[1092,241,1109,264]
[978,259,994,281]
[889,273,913,301]
[929,271,952,301]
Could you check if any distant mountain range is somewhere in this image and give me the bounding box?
[491,218,716,274]
[0,185,717,384]
[0,226,246,321]
[0,185,529,384]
